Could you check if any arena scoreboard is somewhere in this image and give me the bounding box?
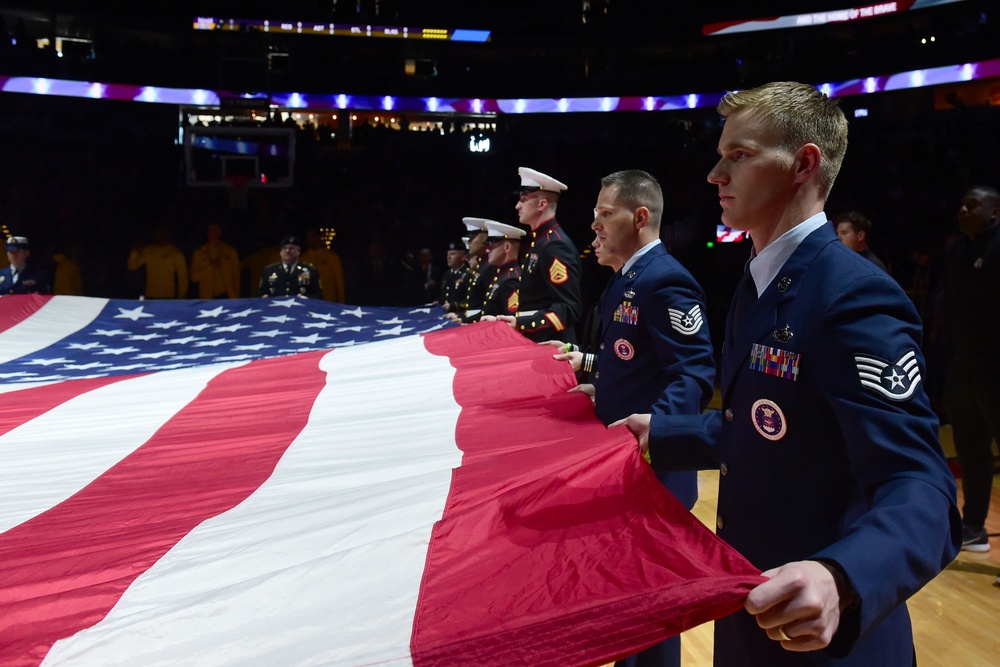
[193,17,491,42]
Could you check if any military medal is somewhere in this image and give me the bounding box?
[624,288,635,299]
[749,343,800,381]
[614,301,639,325]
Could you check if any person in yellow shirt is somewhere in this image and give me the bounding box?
[300,228,346,303]
[127,225,188,299]
[191,222,240,299]
[52,248,84,295]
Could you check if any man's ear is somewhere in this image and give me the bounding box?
[634,207,651,229]
[794,143,822,184]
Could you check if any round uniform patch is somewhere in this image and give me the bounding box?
[751,398,787,441]
[613,338,635,361]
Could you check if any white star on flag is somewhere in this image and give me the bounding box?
[197,306,228,318]
[25,357,72,366]
[148,320,183,329]
[290,333,329,345]
[67,342,102,350]
[250,330,289,338]
[226,308,260,318]
[63,361,112,370]
[97,346,141,356]
[375,325,414,337]
[126,333,162,341]
[115,306,155,321]
[269,298,304,308]
[213,323,251,333]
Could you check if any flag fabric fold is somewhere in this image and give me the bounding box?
[0,294,761,666]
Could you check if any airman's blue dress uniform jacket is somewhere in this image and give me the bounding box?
[649,224,960,665]
[594,243,715,509]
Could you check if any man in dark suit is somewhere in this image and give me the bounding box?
[0,236,51,295]
[586,170,714,667]
[942,185,1000,554]
[614,81,960,665]
[257,235,322,298]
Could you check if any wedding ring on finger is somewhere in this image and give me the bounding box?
[777,625,792,642]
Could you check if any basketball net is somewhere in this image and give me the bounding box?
[224,174,251,210]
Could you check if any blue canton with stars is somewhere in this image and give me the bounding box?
[1,298,455,384]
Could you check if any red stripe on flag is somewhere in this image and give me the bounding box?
[414,322,762,666]
[0,294,54,335]
[0,376,131,438]
[0,352,328,667]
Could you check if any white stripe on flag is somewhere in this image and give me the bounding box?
[42,335,462,666]
[0,362,243,534]
[0,296,107,364]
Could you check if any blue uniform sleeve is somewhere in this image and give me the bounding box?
[808,272,960,654]
[645,277,715,418]
[647,409,722,471]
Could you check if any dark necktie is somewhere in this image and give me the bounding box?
[732,269,758,333]
[10,268,18,284]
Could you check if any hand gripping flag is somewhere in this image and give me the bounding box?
[0,294,761,666]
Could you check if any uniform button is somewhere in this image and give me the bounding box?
[716,514,725,530]
[594,371,600,380]
[720,462,728,477]
[599,343,605,350]
[724,407,734,421]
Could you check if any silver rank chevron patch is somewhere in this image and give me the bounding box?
[668,305,703,336]
[854,349,922,401]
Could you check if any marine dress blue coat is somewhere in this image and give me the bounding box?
[649,224,960,665]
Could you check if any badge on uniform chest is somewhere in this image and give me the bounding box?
[613,338,635,360]
[751,398,787,440]
[526,253,539,273]
[613,300,639,325]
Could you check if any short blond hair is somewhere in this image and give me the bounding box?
[718,81,848,198]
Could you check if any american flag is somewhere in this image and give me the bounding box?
[0,295,452,383]
[0,295,761,666]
